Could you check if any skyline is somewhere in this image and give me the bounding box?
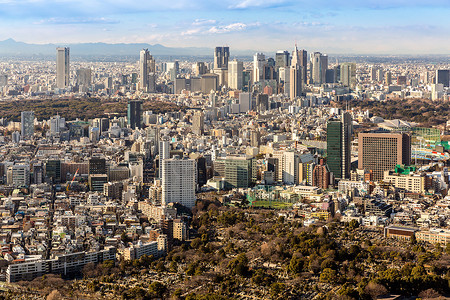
[0,1,449,54]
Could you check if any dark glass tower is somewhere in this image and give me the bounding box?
[127,100,143,130]
[327,112,352,180]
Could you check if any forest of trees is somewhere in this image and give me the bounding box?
[0,98,184,122]
[9,200,450,299]
[335,98,450,127]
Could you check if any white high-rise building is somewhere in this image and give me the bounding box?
[161,158,196,208]
[253,53,266,83]
[21,111,34,139]
[56,47,70,89]
[290,65,303,100]
[273,151,300,185]
[49,115,65,134]
[228,59,243,90]
[158,140,170,178]
[209,91,217,107]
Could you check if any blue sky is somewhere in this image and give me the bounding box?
[0,0,449,54]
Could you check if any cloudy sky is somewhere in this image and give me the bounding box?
[0,0,449,54]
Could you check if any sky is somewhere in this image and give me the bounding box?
[0,0,449,54]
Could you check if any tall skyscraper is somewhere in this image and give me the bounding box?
[228,59,243,90]
[256,93,269,112]
[159,140,170,160]
[139,49,156,92]
[253,53,266,83]
[289,65,303,100]
[340,62,356,89]
[56,47,69,89]
[385,71,392,85]
[192,111,204,135]
[193,62,208,76]
[275,50,290,70]
[291,46,307,84]
[214,47,230,70]
[436,69,450,87]
[311,52,327,85]
[20,111,34,139]
[76,68,92,87]
[161,157,196,208]
[127,100,143,130]
[327,112,352,180]
[358,132,411,181]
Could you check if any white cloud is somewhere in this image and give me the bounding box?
[192,19,217,26]
[229,0,289,9]
[208,22,247,33]
[181,28,203,36]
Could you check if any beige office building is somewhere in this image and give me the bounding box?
[358,132,411,181]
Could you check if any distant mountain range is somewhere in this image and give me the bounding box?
[0,38,256,58]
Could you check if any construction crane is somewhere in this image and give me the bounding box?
[66,168,79,192]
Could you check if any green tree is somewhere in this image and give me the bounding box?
[270,282,286,300]
[320,268,337,283]
[148,281,167,298]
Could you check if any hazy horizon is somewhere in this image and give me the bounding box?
[0,0,449,55]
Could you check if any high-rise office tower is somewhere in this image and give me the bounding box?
[56,47,70,89]
[159,140,170,160]
[166,61,179,82]
[214,47,230,70]
[89,157,106,175]
[45,160,61,183]
[327,112,352,180]
[228,59,243,90]
[289,64,303,100]
[127,100,143,130]
[385,71,392,85]
[139,49,156,92]
[20,111,34,139]
[370,66,377,81]
[49,115,65,134]
[340,63,356,89]
[325,69,335,83]
[192,111,204,135]
[376,68,384,82]
[209,91,218,108]
[161,157,196,208]
[291,45,307,84]
[193,62,208,76]
[436,70,450,87]
[214,156,256,189]
[256,93,269,112]
[239,92,252,113]
[250,130,260,147]
[253,53,266,83]
[311,52,327,85]
[358,132,411,181]
[275,50,290,70]
[76,68,91,87]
